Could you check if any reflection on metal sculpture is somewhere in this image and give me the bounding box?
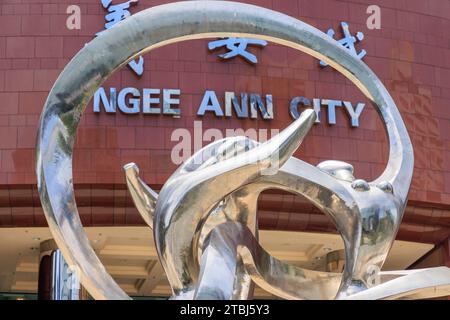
[97,0,144,76]
[36,1,450,300]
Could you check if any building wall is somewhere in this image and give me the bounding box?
[0,0,449,243]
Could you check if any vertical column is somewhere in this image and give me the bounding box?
[326,249,345,273]
[37,252,52,300]
[38,239,81,300]
[444,237,450,268]
[444,237,450,300]
[51,249,80,300]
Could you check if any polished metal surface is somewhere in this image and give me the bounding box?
[98,0,144,76]
[156,109,316,298]
[124,163,157,228]
[196,221,342,300]
[344,267,450,300]
[36,0,449,300]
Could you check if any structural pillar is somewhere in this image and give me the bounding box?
[444,237,450,300]
[325,249,345,273]
[444,237,450,268]
[37,239,82,300]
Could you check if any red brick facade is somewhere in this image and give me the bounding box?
[0,0,449,244]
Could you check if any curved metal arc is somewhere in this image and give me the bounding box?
[155,110,316,295]
[36,1,413,300]
[196,221,450,300]
[343,267,450,300]
[125,140,361,298]
[125,161,263,299]
[125,152,360,299]
[36,114,130,300]
[196,221,342,300]
[124,163,157,228]
[239,246,342,300]
[255,162,360,290]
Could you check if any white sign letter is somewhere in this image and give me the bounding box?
[66,5,81,30]
[118,87,140,114]
[142,88,161,114]
[366,5,381,30]
[343,101,365,127]
[94,87,116,113]
[163,89,181,115]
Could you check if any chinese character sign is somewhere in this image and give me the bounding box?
[320,22,366,67]
[97,0,144,76]
[208,37,268,64]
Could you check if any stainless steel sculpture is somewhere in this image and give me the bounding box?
[36,1,450,300]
